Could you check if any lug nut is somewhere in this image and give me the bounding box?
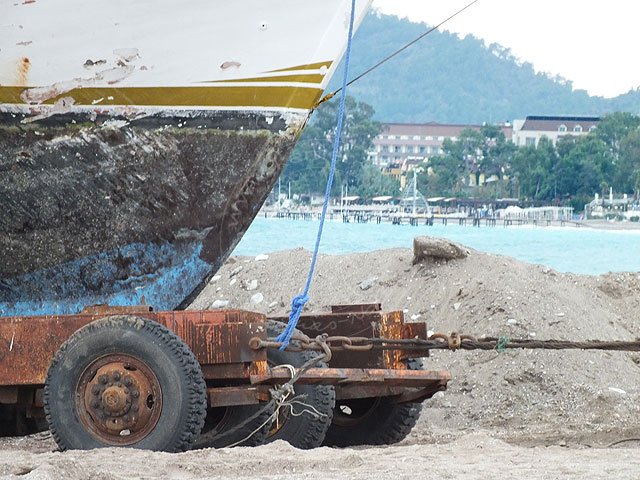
[112,372,121,381]
[91,386,101,395]
[99,375,108,384]
[123,377,133,387]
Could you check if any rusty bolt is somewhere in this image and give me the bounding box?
[99,375,108,384]
[123,377,133,387]
[112,372,121,381]
[91,386,101,395]
[92,401,100,409]
[131,390,139,399]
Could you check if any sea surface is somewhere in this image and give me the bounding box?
[233,217,640,275]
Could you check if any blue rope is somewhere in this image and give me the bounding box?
[276,0,358,348]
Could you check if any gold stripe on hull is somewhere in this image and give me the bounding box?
[204,73,326,84]
[0,85,324,110]
[267,61,333,73]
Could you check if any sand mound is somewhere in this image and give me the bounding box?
[191,241,640,446]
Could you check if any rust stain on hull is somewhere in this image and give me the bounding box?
[16,57,30,86]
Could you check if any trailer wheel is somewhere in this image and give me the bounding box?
[322,359,424,447]
[44,315,206,452]
[264,320,335,449]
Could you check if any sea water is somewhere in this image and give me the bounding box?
[233,217,640,275]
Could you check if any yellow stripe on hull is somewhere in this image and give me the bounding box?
[204,73,326,84]
[0,85,325,110]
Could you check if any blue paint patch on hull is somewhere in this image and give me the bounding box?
[0,240,211,317]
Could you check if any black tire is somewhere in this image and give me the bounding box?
[44,315,207,452]
[264,320,335,449]
[322,359,424,447]
[193,403,275,449]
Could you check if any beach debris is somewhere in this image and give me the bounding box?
[255,254,269,261]
[453,302,462,311]
[250,293,264,305]
[229,266,243,277]
[208,275,221,284]
[229,278,237,286]
[413,236,469,264]
[608,387,627,395]
[210,299,229,309]
[507,318,518,325]
[358,277,378,291]
[244,279,258,291]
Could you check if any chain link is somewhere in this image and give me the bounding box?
[250,332,640,354]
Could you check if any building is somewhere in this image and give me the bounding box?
[512,115,600,147]
[369,122,513,170]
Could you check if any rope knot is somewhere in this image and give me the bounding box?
[276,293,310,349]
[291,293,310,312]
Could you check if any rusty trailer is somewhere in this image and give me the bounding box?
[0,303,450,451]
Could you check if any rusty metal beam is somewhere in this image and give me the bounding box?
[330,303,381,313]
[250,367,451,387]
[207,386,266,408]
[0,308,267,386]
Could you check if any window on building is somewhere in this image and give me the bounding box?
[382,145,389,153]
[394,145,401,153]
[526,137,536,146]
[589,125,597,132]
[558,124,567,133]
[400,135,408,140]
[574,125,583,133]
[419,146,426,154]
[413,135,421,141]
[438,136,445,141]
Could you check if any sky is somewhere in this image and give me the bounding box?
[372,0,640,98]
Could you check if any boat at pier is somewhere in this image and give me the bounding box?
[0,0,371,316]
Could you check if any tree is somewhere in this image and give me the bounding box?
[419,125,516,197]
[511,137,558,201]
[282,96,381,197]
[619,129,640,195]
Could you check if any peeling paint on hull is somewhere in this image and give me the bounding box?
[0,110,302,316]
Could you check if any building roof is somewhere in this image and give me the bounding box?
[378,122,513,139]
[521,115,600,132]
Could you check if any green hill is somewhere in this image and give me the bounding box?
[330,12,640,124]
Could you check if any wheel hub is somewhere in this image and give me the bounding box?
[78,355,162,445]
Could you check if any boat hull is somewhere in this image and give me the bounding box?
[0,109,302,315]
[0,0,371,316]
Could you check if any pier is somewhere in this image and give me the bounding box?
[264,208,583,228]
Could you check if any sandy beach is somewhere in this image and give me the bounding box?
[2,241,640,479]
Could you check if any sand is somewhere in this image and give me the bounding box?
[2,240,640,479]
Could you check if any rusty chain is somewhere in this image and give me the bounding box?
[250,332,640,354]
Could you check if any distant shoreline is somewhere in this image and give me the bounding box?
[581,219,640,231]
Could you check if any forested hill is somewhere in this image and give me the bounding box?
[329,12,640,124]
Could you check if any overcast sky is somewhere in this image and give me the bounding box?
[372,0,639,98]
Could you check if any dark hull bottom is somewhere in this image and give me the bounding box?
[0,110,303,316]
